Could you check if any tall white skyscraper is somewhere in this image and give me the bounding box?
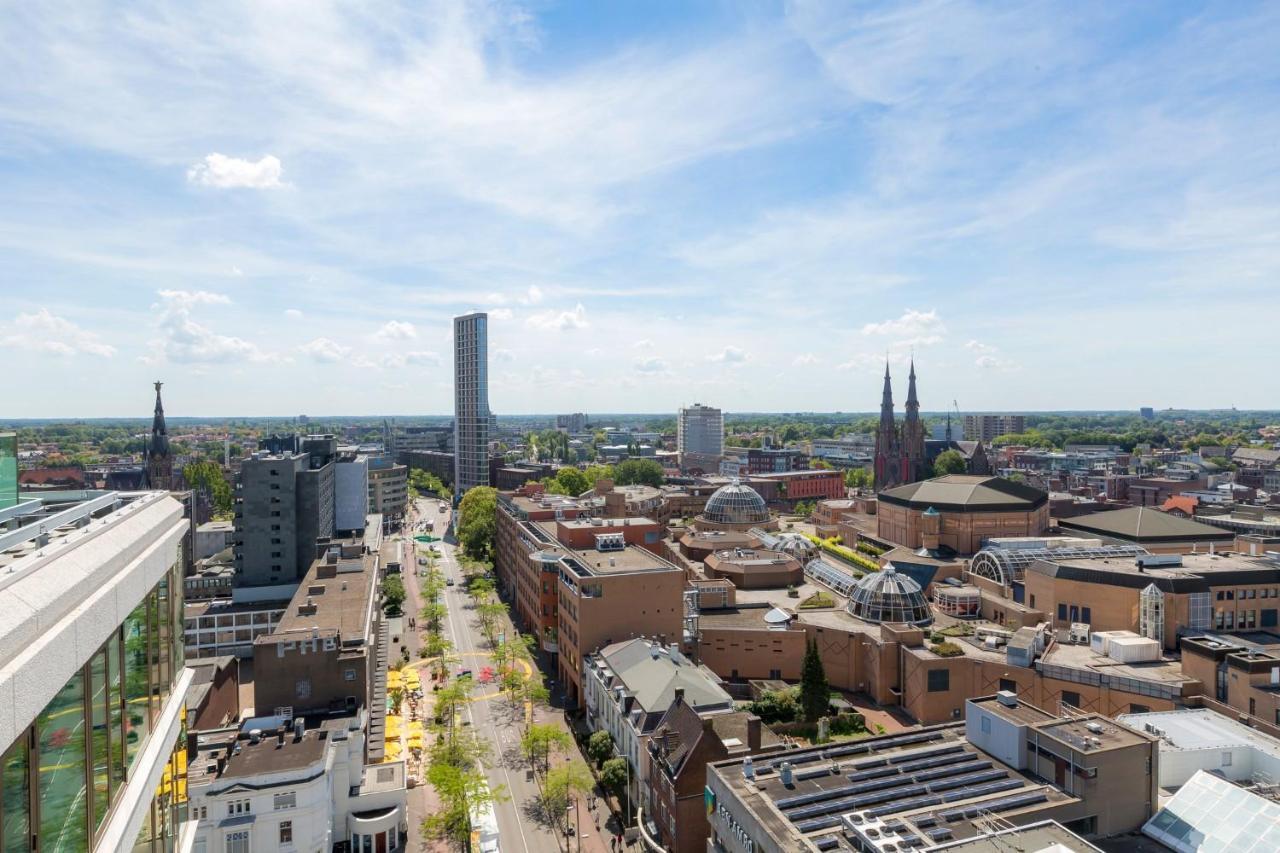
[678,402,724,471]
[453,312,490,494]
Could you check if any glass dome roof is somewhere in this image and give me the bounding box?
[846,565,933,626]
[774,533,817,559]
[702,479,771,526]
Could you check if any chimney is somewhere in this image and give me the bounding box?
[747,715,762,751]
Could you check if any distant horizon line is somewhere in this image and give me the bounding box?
[4,407,1277,424]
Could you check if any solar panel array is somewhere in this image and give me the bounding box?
[758,731,944,773]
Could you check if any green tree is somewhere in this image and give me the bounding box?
[810,458,833,469]
[613,458,664,487]
[586,730,614,767]
[520,723,572,776]
[932,449,968,477]
[422,761,505,847]
[544,466,590,496]
[799,638,830,723]
[845,467,873,490]
[381,575,406,616]
[582,464,615,485]
[457,486,498,562]
[544,761,594,831]
[182,459,234,516]
[599,757,630,798]
[745,688,799,724]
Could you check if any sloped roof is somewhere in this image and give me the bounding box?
[597,638,732,717]
[878,475,1047,512]
[1059,506,1234,543]
[1233,447,1280,467]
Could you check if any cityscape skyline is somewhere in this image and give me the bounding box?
[4,2,1279,417]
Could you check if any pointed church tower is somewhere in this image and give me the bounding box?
[145,381,173,491]
[874,362,900,490]
[903,359,926,482]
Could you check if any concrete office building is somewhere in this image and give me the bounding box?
[252,522,386,735]
[704,694,1158,853]
[453,312,491,494]
[232,435,336,587]
[678,403,724,472]
[0,490,191,852]
[334,452,370,532]
[963,414,1027,443]
[367,457,408,521]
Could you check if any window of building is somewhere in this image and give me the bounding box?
[1061,691,1081,709]
[344,669,356,681]
[927,669,950,693]
[279,821,293,844]
[273,792,296,810]
[227,830,250,853]
[981,716,991,734]
[1130,703,1150,714]
[1081,607,1092,624]
[1057,604,1067,620]
[1222,752,1233,767]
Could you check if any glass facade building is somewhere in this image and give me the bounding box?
[453,312,491,495]
[0,433,16,510]
[0,491,189,853]
[0,562,186,852]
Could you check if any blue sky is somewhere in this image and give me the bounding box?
[2,1,1278,418]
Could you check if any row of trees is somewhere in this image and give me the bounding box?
[408,467,451,501]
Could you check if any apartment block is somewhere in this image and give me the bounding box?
[963,414,1027,442]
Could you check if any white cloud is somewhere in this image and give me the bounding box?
[374,320,417,341]
[152,290,266,364]
[230,265,244,276]
[382,350,441,368]
[522,285,544,305]
[526,303,588,331]
[299,337,350,363]
[3,308,116,357]
[634,356,669,374]
[187,153,284,189]
[707,345,750,365]
[633,339,653,350]
[792,353,821,366]
[494,348,516,363]
[860,309,946,345]
[966,339,1018,370]
[284,308,304,320]
[490,308,514,321]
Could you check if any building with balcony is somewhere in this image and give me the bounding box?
[0,489,191,852]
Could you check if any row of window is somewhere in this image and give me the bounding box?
[1216,588,1280,600]
[0,563,185,853]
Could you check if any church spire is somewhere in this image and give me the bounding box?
[879,360,895,430]
[146,381,173,490]
[905,358,919,413]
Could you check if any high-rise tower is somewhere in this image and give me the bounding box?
[145,380,173,490]
[453,312,491,495]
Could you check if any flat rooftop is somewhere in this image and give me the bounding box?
[189,712,361,789]
[505,493,584,514]
[0,490,166,572]
[1117,707,1280,760]
[1030,551,1280,591]
[267,538,379,643]
[533,521,679,576]
[556,516,657,530]
[711,724,1072,850]
[929,820,1102,853]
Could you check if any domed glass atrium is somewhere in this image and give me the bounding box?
[846,565,933,626]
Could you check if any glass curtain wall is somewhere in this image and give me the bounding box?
[0,560,184,852]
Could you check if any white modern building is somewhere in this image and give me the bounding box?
[1118,707,1280,789]
[0,489,192,852]
[583,639,732,814]
[187,710,406,853]
[453,312,491,495]
[677,403,724,471]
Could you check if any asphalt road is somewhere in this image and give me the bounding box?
[404,497,595,853]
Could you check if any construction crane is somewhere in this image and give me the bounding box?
[947,399,961,443]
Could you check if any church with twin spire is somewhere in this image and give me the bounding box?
[874,360,928,490]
